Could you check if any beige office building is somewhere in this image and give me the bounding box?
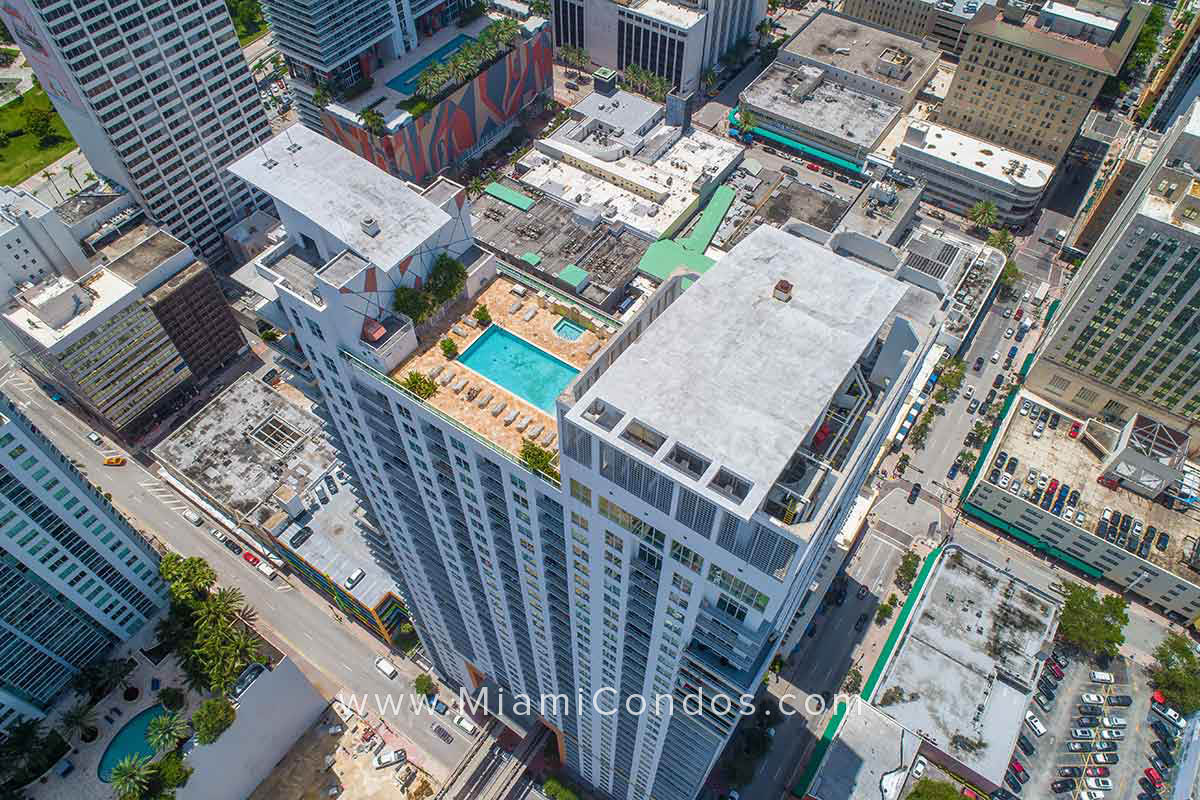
[840,0,995,55]
[937,2,1147,165]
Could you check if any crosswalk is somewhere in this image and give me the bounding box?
[139,477,191,513]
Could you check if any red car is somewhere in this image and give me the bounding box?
[1069,421,1081,438]
[1085,767,1109,777]
[1009,757,1028,781]
[242,551,260,567]
[1014,308,1024,320]
[1045,658,1064,680]
[806,162,820,171]
[1145,767,1164,788]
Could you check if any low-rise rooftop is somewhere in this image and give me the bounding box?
[4,268,136,350]
[871,544,1060,788]
[227,126,450,274]
[898,120,1054,191]
[105,230,189,284]
[742,64,900,152]
[53,191,124,226]
[785,10,936,91]
[153,374,337,519]
[807,698,920,800]
[626,0,704,28]
[835,178,923,245]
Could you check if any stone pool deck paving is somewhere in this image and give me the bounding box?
[30,623,201,800]
[389,275,605,458]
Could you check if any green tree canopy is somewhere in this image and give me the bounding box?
[987,228,1015,255]
[414,673,436,696]
[160,553,217,606]
[1058,582,1127,658]
[1151,632,1200,714]
[109,753,154,800]
[908,778,961,800]
[191,698,236,745]
[146,712,190,754]
[968,200,997,229]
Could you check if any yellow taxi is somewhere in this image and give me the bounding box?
[103,456,126,466]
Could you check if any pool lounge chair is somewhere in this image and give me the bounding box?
[466,385,480,401]
[452,378,468,394]
[522,307,537,322]
[511,284,528,297]
[491,400,507,417]
[527,423,544,440]
[439,370,456,386]
[428,364,444,380]
[541,431,556,447]
[516,416,531,432]
[477,392,493,409]
[509,300,523,314]
[464,316,479,328]
[586,341,602,356]
[452,324,469,337]
[504,409,519,425]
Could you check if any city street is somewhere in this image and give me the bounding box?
[0,364,473,779]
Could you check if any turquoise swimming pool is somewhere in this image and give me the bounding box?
[386,34,475,96]
[98,704,167,782]
[554,318,586,341]
[459,326,578,412]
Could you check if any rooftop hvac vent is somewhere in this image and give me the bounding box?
[773,279,793,302]
[361,216,380,237]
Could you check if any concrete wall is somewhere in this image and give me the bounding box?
[177,658,326,800]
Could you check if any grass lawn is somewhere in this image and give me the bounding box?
[0,86,77,186]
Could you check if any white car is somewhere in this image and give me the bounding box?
[1020,401,1031,416]
[1025,710,1046,736]
[991,351,1001,363]
[209,528,226,543]
[1085,777,1114,790]
[1076,511,1086,525]
[1028,469,1038,483]
[453,714,478,735]
[373,749,406,769]
[1081,792,1105,800]
[912,756,927,779]
[1023,290,1032,302]
[182,509,202,526]
[1038,475,1049,489]
[1101,507,1113,521]
[1090,671,1115,684]
[999,474,1011,488]
[1033,423,1044,439]
[1081,693,1105,705]
[87,431,103,446]
[1100,729,1124,740]
[964,385,975,399]
[374,657,398,679]
[1101,716,1126,728]
[1010,481,1021,495]
[1071,728,1096,739]
[1005,327,1015,338]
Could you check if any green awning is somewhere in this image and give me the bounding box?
[962,502,1104,579]
[557,264,588,289]
[521,252,542,266]
[486,182,534,211]
[677,185,734,254]
[637,239,714,286]
[727,108,863,173]
[1044,298,1062,326]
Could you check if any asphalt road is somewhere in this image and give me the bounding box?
[0,364,473,775]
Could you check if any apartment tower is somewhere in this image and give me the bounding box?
[938,1,1148,165]
[229,126,936,800]
[0,392,166,731]
[1028,99,1200,436]
[5,0,273,260]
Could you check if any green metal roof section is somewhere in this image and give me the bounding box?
[963,503,1104,579]
[727,108,864,173]
[637,240,714,286]
[557,264,588,289]
[1044,298,1062,326]
[486,182,534,211]
[521,251,542,266]
[677,185,735,254]
[1020,353,1035,380]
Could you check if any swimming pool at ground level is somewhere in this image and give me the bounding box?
[554,318,586,341]
[458,325,578,413]
[385,35,476,96]
[98,704,168,782]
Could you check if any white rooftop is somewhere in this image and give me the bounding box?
[899,120,1054,190]
[227,126,449,276]
[1042,0,1120,30]
[519,126,742,238]
[0,187,53,234]
[4,269,136,350]
[575,226,907,507]
[630,0,704,28]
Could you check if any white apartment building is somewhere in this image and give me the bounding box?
[0,392,166,732]
[0,187,90,298]
[6,0,273,260]
[555,0,766,94]
[1028,98,1200,431]
[229,126,937,800]
[895,120,1054,225]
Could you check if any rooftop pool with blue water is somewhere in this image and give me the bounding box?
[458,325,578,412]
[385,34,476,96]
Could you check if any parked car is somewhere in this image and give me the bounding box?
[87,431,103,446]
[223,538,243,556]
[1051,779,1075,794]
[1059,767,1082,778]
[1106,694,1132,706]
[103,456,126,466]
[289,526,314,547]
[907,484,922,504]
[374,657,398,679]
[182,509,202,526]
[242,552,260,567]
[855,612,869,631]
[1092,753,1118,765]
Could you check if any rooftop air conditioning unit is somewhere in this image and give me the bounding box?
[361,217,380,237]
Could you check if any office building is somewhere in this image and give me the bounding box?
[554,0,766,95]
[0,392,166,732]
[3,224,245,435]
[895,120,1054,225]
[938,1,1148,165]
[1028,99,1200,431]
[5,0,273,260]
[229,125,938,800]
[1073,126,1159,251]
[739,11,938,171]
[0,187,91,298]
[1151,22,1200,132]
[840,0,997,56]
[263,0,553,183]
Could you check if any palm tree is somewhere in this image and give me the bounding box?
[987,228,1016,255]
[195,586,242,632]
[64,163,83,191]
[357,108,387,137]
[468,176,487,197]
[702,68,718,91]
[146,712,190,754]
[416,66,445,100]
[40,169,63,202]
[84,170,97,184]
[109,753,153,800]
[736,108,758,131]
[312,85,332,108]
[967,200,998,229]
[476,35,501,64]
[492,18,521,46]
[58,703,98,744]
[756,18,774,44]
[0,718,43,770]
[447,53,474,86]
[531,0,549,15]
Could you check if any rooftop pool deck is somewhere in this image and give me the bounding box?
[385,33,476,96]
[388,276,605,457]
